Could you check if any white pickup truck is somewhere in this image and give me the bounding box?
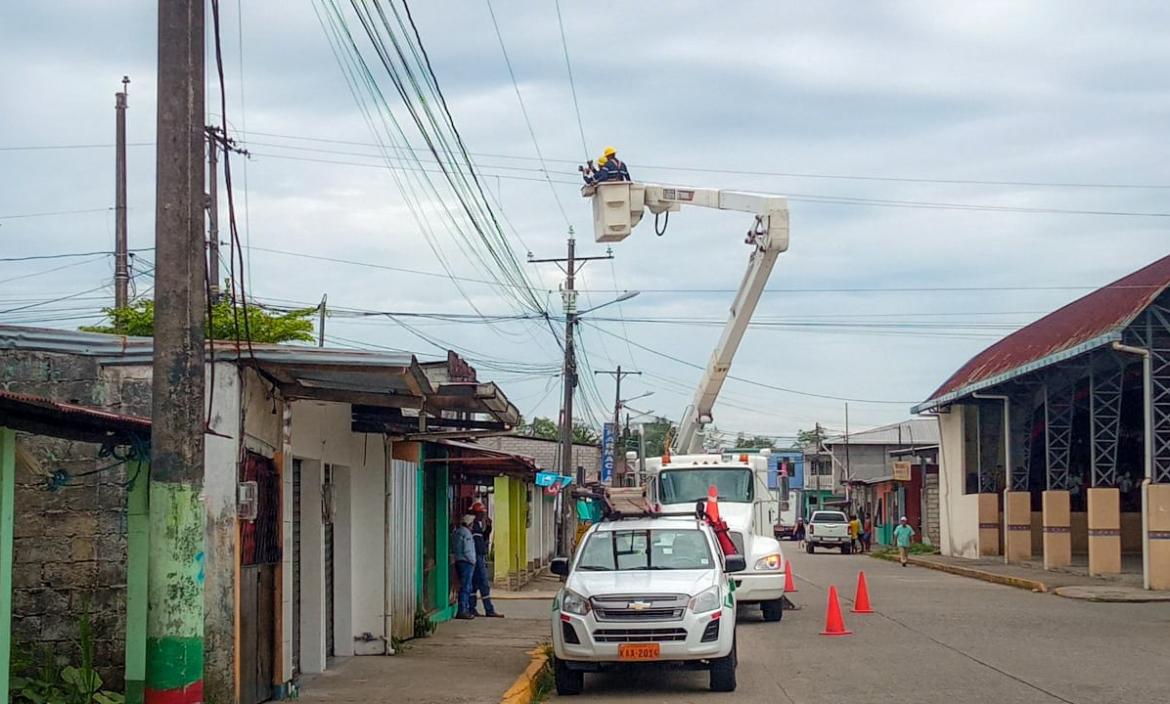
[550,516,742,695]
[806,510,853,554]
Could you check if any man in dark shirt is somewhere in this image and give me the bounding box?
[469,501,503,617]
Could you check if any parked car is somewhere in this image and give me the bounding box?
[550,515,744,695]
[806,510,852,554]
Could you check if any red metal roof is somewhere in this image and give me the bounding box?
[924,252,1170,404]
[0,389,150,443]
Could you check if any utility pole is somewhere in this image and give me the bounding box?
[595,366,641,484]
[207,128,219,301]
[318,293,327,347]
[149,2,205,703]
[114,76,130,313]
[528,233,613,555]
[844,403,852,503]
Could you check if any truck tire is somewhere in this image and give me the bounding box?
[761,598,783,622]
[709,636,737,692]
[806,543,815,554]
[841,544,851,555]
[554,657,584,696]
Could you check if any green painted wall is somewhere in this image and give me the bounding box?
[124,460,149,704]
[0,428,16,704]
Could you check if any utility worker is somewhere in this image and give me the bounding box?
[469,501,503,617]
[592,146,631,183]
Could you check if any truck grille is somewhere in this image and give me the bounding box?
[593,628,688,643]
[591,594,687,622]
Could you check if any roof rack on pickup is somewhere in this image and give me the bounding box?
[571,485,707,523]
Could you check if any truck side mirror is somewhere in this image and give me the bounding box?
[724,554,746,573]
[551,557,570,577]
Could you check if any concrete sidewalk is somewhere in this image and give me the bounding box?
[883,552,1155,596]
[297,599,552,704]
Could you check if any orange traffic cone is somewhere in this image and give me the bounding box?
[852,571,874,614]
[784,559,797,593]
[820,585,852,636]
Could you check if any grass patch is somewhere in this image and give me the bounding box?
[873,543,938,559]
[531,644,555,703]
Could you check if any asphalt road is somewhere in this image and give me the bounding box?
[553,549,1170,703]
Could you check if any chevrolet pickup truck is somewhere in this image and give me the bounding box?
[550,515,743,695]
[806,510,852,554]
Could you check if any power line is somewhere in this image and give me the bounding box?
[0,207,113,220]
[554,0,589,160]
[483,0,572,226]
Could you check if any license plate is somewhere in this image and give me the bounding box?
[618,643,660,661]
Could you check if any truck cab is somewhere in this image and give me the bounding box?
[642,452,786,622]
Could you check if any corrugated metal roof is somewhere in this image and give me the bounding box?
[916,253,1170,412]
[0,389,150,444]
[823,418,939,446]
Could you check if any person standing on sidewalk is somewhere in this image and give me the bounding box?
[470,502,503,618]
[893,516,915,567]
[453,514,477,619]
[848,515,862,553]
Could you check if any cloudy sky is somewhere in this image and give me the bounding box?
[2,0,1168,442]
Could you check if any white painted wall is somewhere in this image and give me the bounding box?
[298,457,326,674]
[938,409,980,558]
[289,401,389,669]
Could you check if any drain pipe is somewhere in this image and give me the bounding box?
[973,393,1011,564]
[1112,342,1152,590]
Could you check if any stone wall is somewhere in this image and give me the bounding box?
[2,350,151,685]
[925,471,940,546]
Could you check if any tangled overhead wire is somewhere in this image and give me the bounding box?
[45,434,150,492]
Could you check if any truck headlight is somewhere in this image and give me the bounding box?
[688,587,721,614]
[561,590,591,616]
[754,554,783,571]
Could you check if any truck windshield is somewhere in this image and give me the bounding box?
[576,529,714,571]
[658,468,753,504]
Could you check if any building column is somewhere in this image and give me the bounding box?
[1147,483,1170,590]
[1003,490,1032,562]
[1087,488,1121,575]
[493,475,513,586]
[0,428,16,704]
[977,493,1000,557]
[1042,490,1072,569]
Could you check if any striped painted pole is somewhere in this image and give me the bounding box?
[149,0,206,701]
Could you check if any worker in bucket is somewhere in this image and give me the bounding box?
[591,146,631,183]
[578,153,607,184]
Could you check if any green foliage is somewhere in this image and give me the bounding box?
[412,608,436,639]
[794,427,827,451]
[638,416,676,457]
[80,298,315,344]
[10,610,125,704]
[734,433,776,450]
[518,417,601,446]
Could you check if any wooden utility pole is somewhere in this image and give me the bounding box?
[207,129,220,301]
[318,293,327,347]
[148,2,206,703]
[114,76,130,312]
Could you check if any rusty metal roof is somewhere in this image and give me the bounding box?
[915,252,1170,412]
[428,439,540,476]
[0,390,150,444]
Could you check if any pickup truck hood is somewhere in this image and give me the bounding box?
[568,569,716,598]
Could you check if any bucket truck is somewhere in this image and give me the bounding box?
[583,181,790,622]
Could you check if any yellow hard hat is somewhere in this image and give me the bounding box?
[597,155,609,166]
[603,146,616,157]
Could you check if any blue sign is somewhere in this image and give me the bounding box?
[535,471,559,487]
[601,422,617,483]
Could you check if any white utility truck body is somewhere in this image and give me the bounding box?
[644,451,786,621]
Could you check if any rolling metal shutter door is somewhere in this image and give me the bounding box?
[389,459,419,641]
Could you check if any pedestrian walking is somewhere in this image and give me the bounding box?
[453,514,477,619]
[893,516,915,567]
[862,515,873,553]
[848,515,862,553]
[469,501,503,618]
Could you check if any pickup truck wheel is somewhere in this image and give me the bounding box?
[841,544,852,555]
[806,543,815,554]
[761,598,783,622]
[709,636,737,692]
[554,657,584,696]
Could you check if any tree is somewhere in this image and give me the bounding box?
[734,433,776,450]
[638,416,677,457]
[81,299,316,343]
[572,422,600,446]
[794,427,827,451]
[519,416,559,440]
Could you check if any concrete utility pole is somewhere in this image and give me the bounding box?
[114,76,130,312]
[528,235,613,555]
[149,2,206,702]
[595,365,642,429]
[318,293,327,347]
[207,128,219,301]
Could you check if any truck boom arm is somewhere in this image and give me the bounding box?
[587,182,790,454]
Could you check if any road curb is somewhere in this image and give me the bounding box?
[873,553,1048,593]
[500,646,550,704]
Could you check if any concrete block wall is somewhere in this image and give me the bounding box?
[480,435,600,480]
[2,350,150,684]
[925,472,940,545]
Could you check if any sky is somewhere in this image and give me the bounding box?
[2,0,1169,443]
